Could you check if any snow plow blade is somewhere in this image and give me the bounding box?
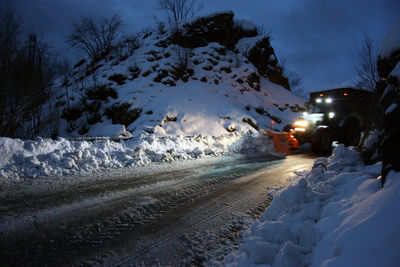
[263,129,298,155]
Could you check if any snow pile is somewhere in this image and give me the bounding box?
[227,145,400,267]
[380,19,400,59]
[380,19,400,82]
[0,132,277,180]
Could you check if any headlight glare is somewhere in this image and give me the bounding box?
[294,127,306,132]
[294,119,309,127]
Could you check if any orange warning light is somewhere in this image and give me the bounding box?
[344,93,348,96]
[320,93,324,96]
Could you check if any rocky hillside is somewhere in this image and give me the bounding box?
[54,11,305,138]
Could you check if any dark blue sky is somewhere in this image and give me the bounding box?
[6,0,400,91]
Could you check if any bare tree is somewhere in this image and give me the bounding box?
[356,34,379,91]
[0,5,22,137]
[287,71,302,89]
[14,33,62,138]
[67,13,123,61]
[356,35,380,151]
[156,0,202,29]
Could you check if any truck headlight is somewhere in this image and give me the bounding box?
[328,112,335,118]
[294,119,309,127]
[294,127,306,132]
[325,98,332,103]
[316,98,322,103]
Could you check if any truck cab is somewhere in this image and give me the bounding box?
[291,87,373,153]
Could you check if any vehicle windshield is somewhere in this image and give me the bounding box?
[310,98,350,114]
[311,104,331,113]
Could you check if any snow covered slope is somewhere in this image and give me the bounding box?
[0,12,305,180]
[54,11,305,138]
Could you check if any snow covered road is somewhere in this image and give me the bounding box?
[0,153,315,266]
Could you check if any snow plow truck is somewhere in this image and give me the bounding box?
[289,87,373,154]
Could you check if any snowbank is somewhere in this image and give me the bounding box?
[227,145,400,267]
[0,132,278,180]
[380,20,400,59]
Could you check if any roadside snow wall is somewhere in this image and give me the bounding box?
[227,145,400,267]
[0,133,277,180]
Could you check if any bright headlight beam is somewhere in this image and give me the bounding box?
[316,98,322,103]
[325,98,332,103]
[294,127,306,132]
[329,112,335,118]
[294,120,308,127]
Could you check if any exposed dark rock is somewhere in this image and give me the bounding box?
[155,40,169,48]
[247,37,290,90]
[104,103,142,127]
[84,101,101,113]
[377,49,400,78]
[265,112,282,124]
[202,65,213,71]
[73,59,86,69]
[226,126,236,132]
[220,66,232,73]
[171,11,258,50]
[290,104,306,112]
[87,113,102,125]
[246,72,261,91]
[154,69,169,82]
[61,107,82,121]
[255,107,265,115]
[162,78,176,86]
[108,74,127,85]
[85,64,103,77]
[163,116,177,124]
[78,125,88,135]
[242,118,258,130]
[128,66,141,80]
[87,85,118,101]
[142,70,152,77]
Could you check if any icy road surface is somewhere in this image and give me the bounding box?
[0,153,315,266]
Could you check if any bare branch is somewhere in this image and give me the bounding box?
[67,13,123,61]
[156,0,202,29]
[355,34,379,91]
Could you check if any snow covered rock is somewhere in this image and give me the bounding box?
[171,11,258,49]
[49,11,304,139]
[366,19,400,184]
[246,36,290,90]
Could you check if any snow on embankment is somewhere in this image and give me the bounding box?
[0,132,276,180]
[53,11,304,139]
[226,145,400,267]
